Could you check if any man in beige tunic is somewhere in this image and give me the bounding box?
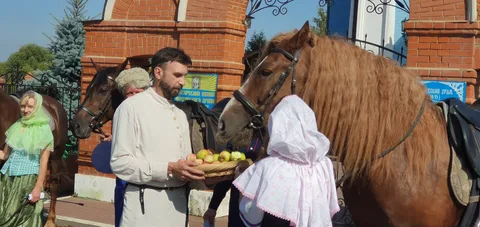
[110,47,205,227]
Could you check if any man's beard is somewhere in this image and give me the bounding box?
[159,80,181,100]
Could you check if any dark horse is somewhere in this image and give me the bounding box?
[71,58,223,158]
[0,87,71,227]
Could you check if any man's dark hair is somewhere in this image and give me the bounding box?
[151,47,192,68]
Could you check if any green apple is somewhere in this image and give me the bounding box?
[231,151,242,161]
[219,151,231,162]
[240,153,246,161]
[204,155,214,164]
[213,154,220,161]
[197,149,209,160]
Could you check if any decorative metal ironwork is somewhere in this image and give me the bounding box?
[318,0,335,7]
[243,0,335,28]
[366,0,410,15]
[351,33,406,66]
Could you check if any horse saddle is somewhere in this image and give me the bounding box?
[9,94,55,131]
[443,98,480,178]
[174,100,220,151]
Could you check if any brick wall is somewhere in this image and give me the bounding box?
[78,0,249,176]
[405,0,479,104]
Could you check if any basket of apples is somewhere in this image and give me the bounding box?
[186,149,253,178]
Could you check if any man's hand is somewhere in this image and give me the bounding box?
[100,133,112,142]
[168,159,205,181]
[203,208,216,225]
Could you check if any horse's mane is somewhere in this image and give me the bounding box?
[266,32,444,184]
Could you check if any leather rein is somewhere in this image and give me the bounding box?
[232,46,427,188]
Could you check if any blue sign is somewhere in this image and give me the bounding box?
[175,73,218,109]
[421,80,466,103]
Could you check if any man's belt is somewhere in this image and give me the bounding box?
[127,183,187,214]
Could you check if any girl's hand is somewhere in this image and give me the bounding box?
[203,208,217,225]
[29,187,42,203]
[100,133,112,142]
[0,150,7,160]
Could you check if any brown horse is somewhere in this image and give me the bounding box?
[216,21,465,226]
[0,87,71,227]
[71,59,224,156]
[71,59,128,139]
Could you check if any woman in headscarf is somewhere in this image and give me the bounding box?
[0,91,54,227]
[233,95,340,227]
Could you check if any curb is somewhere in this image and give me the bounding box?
[54,215,114,227]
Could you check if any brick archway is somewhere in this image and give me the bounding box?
[77,0,249,202]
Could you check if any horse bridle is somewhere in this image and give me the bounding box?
[78,75,116,136]
[233,47,302,132]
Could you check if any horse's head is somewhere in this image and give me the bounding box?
[216,21,316,146]
[71,59,128,139]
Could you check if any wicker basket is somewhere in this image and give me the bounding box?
[193,159,254,177]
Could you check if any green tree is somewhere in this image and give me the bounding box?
[26,0,90,151]
[246,31,268,53]
[311,7,327,36]
[34,0,88,85]
[0,62,5,75]
[1,44,53,84]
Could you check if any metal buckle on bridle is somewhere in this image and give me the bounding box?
[249,115,265,129]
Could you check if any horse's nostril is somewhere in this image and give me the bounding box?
[74,123,80,131]
[219,120,226,131]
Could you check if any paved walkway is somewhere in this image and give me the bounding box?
[43,196,228,227]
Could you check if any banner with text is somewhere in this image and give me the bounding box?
[421,80,466,103]
[175,73,218,109]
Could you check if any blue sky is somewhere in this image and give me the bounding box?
[0,0,320,61]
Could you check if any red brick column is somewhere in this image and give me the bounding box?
[78,0,249,176]
[404,0,479,104]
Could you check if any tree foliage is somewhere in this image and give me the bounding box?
[0,44,53,84]
[311,7,327,36]
[246,31,268,53]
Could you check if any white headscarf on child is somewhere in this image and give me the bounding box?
[233,95,340,227]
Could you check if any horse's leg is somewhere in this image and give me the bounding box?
[44,156,62,227]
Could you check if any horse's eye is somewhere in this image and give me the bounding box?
[99,86,109,93]
[261,70,272,77]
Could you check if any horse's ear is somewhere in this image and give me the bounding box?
[120,58,129,70]
[90,58,102,72]
[291,21,312,48]
[115,58,129,75]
